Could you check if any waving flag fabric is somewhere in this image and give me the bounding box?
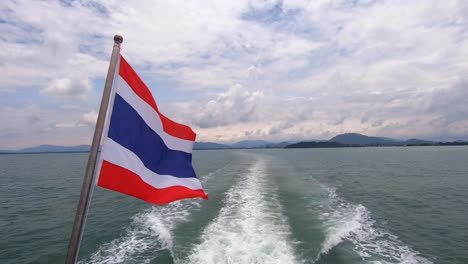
[97,56,208,204]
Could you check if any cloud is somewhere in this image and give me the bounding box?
[78,110,98,128]
[1,0,468,148]
[41,77,91,99]
[0,104,94,149]
[179,84,264,128]
[268,121,294,135]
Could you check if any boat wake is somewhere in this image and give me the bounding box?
[316,187,433,264]
[186,156,301,264]
[82,168,220,264]
[83,200,199,264]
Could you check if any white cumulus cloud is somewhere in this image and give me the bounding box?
[41,77,92,99]
[1,0,468,148]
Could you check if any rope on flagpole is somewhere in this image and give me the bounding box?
[66,34,123,264]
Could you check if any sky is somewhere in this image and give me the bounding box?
[1,0,468,149]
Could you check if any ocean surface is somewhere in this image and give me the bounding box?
[1,147,467,264]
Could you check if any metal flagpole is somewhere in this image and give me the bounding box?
[66,35,123,264]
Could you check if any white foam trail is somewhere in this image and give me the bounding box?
[187,157,301,264]
[82,169,219,264]
[316,187,433,264]
[84,200,200,264]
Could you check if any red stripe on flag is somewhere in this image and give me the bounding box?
[119,56,196,141]
[98,161,208,205]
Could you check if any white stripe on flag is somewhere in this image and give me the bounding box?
[101,138,203,190]
[114,74,194,154]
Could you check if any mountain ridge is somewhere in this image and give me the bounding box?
[194,142,231,150]
[20,144,92,152]
[330,133,400,145]
[2,133,466,153]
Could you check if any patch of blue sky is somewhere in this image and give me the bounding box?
[240,1,379,43]
[59,0,109,17]
[58,0,74,7]
[82,0,110,16]
[90,78,105,105]
[0,12,43,44]
[0,89,41,107]
[241,2,324,41]
[347,0,379,8]
[78,35,109,59]
[1,10,39,33]
[242,2,296,25]
[2,22,41,39]
[12,36,44,45]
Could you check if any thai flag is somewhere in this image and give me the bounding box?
[97,56,208,204]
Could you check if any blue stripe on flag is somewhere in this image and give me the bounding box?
[108,94,196,179]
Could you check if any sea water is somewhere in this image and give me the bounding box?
[0,147,467,264]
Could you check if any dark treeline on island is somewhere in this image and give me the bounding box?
[1,133,467,154]
[285,141,348,148]
[285,133,468,148]
[284,140,468,149]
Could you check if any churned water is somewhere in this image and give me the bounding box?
[1,147,467,264]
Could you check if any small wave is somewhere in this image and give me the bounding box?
[198,166,224,183]
[187,156,301,264]
[316,187,432,264]
[319,203,367,255]
[82,168,219,264]
[83,201,200,264]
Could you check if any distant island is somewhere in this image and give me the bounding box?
[285,133,468,148]
[1,133,467,154]
[0,144,93,154]
[194,140,292,150]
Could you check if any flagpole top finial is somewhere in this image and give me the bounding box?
[114,35,123,44]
